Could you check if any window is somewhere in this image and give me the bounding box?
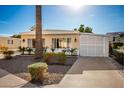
[52,38,72,48]
[27,39,32,48]
[67,38,71,43]
[8,40,13,44]
[52,38,57,48]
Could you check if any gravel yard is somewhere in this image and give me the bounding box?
[0,55,77,87]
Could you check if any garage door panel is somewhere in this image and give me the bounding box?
[95,46,104,56]
[87,45,96,56]
[80,45,87,56]
[80,34,108,57]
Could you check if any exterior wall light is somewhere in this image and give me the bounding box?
[22,39,25,42]
[74,38,77,43]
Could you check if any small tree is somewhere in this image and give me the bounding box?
[11,34,21,38]
[78,24,85,32]
[19,47,26,55]
[51,48,55,52]
[26,47,33,55]
[29,25,36,31]
[84,27,92,33]
[74,24,93,33]
[74,28,77,31]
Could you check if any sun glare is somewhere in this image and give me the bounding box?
[68,5,84,11]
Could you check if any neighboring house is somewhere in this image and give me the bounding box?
[20,29,109,57]
[106,32,124,44]
[20,29,80,49]
[0,36,21,50]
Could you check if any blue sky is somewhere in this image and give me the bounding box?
[0,5,124,36]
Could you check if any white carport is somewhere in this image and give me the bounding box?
[79,33,109,57]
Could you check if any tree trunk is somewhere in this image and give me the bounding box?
[35,5,43,59]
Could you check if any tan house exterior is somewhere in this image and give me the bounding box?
[20,29,80,49]
[20,29,109,57]
[0,36,21,50]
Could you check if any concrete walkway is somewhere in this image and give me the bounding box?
[0,68,29,88]
[58,57,124,88]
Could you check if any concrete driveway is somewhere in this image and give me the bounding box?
[58,57,124,88]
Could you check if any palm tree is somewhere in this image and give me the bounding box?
[35,5,43,59]
[29,25,36,31]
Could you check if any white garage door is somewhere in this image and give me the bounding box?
[79,34,108,57]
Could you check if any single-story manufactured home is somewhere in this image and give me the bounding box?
[20,29,109,57]
[20,29,80,49]
[0,36,21,50]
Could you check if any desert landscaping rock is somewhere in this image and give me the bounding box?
[0,55,77,87]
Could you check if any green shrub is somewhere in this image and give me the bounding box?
[28,62,48,81]
[26,47,33,55]
[43,52,54,63]
[51,48,55,52]
[19,47,26,55]
[70,48,77,55]
[113,50,123,66]
[3,50,14,59]
[57,53,67,65]
[43,47,48,53]
[62,49,66,54]
[0,46,8,53]
[113,43,123,49]
[43,52,67,64]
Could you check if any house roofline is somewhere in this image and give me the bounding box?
[80,32,108,37]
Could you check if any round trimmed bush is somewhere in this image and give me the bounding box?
[28,62,48,81]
